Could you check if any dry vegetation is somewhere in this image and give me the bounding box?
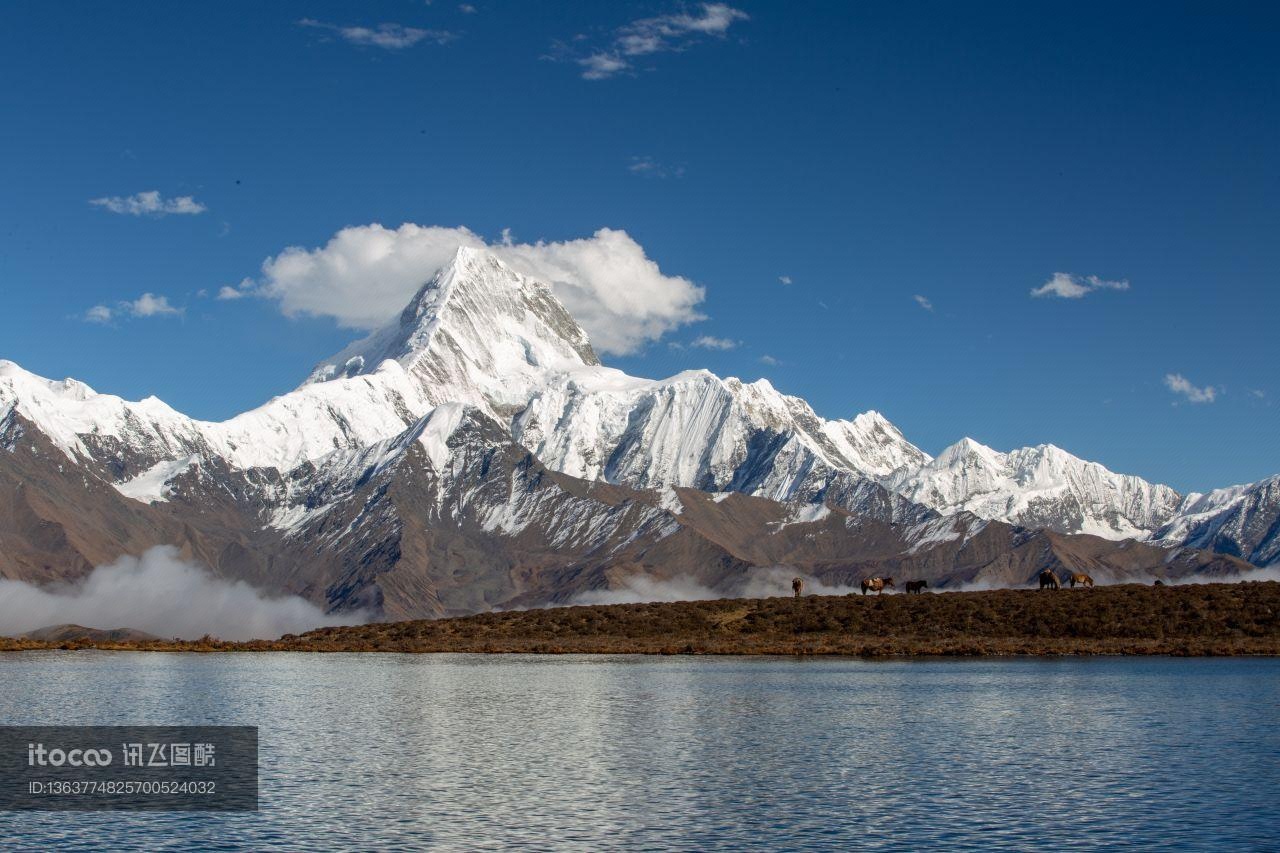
[3,581,1278,656]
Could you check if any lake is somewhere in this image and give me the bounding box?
[0,654,1276,851]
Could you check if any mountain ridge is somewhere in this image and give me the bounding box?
[2,245,1276,620]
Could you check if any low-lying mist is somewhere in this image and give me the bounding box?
[0,546,365,641]
[569,564,1280,605]
[569,567,867,606]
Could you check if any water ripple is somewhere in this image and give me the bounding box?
[0,654,1276,851]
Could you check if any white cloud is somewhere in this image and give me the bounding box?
[627,155,684,178]
[913,294,934,311]
[1031,272,1130,299]
[568,4,748,80]
[458,3,477,13]
[778,275,792,286]
[84,305,114,323]
[89,191,206,217]
[690,335,739,350]
[83,293,182,323]
[759,354,779,365]
[1250,389,1266,400]
[579,52,629,80]
[127,293,181,317]
[0,546,364,641]
[254,224,705,356]
[1164,373,1217,404]
[298,18,455,49]
[216,280,252,301]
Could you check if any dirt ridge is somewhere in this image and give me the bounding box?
[3,581,1277,656]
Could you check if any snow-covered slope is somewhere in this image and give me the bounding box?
[1155,475,1280,566]
[0,356,430,476]
[302,246,599,416]
[885,437,1184,539]
[512,369,927,501]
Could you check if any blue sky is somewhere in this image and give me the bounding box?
[1,1,1276,492]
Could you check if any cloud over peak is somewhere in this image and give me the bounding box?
[1031,272,1130,299]
[89,191,206,217]
[254,224,705,356]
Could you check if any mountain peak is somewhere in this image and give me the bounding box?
[303,245,600,415]
[935,436,1002,466]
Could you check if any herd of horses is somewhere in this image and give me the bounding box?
[789,569,1098,598]
[1037,569,1094,589]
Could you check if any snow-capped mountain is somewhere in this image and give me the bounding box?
[1,244,1276,618]
[1154,475,1280,567]
[302,246,931,500]
[302,247,599,416]
[886,438,1184,540]
[1,398,1247,619]
[0,247,926,494]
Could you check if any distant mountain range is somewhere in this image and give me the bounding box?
[2,247,1275,618]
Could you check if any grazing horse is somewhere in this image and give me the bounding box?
[905,580,928,594]
[861,577,894,595]
[1038,570,1061,590]
[1068,573,1094,588]
[792,577,804,598]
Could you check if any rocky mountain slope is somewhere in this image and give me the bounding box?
[0,401,1250,620]
[1,246,1275,619]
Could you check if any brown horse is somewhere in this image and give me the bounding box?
[792,577,804,598]
[1068,573,1094,588]
[1038,570,1061,590]
[905,580,928,594]
[861,577,894,595]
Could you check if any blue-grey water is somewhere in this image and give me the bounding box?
[0,654,1276,851]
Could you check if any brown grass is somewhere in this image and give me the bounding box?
[3,581,1278,656]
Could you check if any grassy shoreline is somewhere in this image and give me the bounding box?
[3,581,1278,656]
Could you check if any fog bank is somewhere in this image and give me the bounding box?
[0,546,365,641]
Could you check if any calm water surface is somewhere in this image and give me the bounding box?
[0,654,1276,851]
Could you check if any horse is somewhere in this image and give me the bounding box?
[1038,570,1061,590]
[792,577,804,598]
[861,577,894,595]
[1153,579,1165,587]
[1068,573,1094,588]
[905,580,928,594]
